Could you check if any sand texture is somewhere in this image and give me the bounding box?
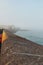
[0,30,43,65]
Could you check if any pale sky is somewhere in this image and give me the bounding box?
[0,0,43,30]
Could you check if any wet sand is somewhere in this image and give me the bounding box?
[1,29,43,65]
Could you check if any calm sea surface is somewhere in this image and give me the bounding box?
[15,30,43,45]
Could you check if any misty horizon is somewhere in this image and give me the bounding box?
[0,0,43,30]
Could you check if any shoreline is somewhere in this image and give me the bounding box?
[15,33,43,46]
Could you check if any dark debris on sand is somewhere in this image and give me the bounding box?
[0,30,43,65]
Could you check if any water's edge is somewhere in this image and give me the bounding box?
[15,30,43,45]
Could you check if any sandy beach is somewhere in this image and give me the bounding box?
[1,29,43,65]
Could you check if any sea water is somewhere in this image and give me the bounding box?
[15,30,43,45]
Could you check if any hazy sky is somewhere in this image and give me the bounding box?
[0,0,43,30]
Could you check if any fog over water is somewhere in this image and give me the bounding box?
[0,0,43,45]
[0,0,43,30]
